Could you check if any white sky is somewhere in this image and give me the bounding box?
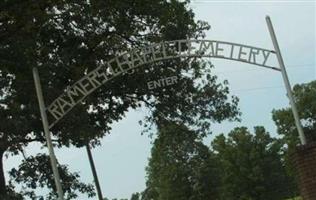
[4,1,316,199]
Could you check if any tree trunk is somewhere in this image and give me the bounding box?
[0,150,6,196]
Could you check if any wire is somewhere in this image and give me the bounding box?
[231,85,284,93]
[213,64,315,74]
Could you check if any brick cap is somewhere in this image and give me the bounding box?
[296,142,316,154]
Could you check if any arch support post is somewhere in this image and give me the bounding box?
[86,143,103,200]
[266,15,316,200]
[266,16,307,145]
[33,67,64,200]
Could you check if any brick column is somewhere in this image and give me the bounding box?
[294,142,316,200]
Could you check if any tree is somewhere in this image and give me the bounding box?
[0,0,239,197]
[273,80,316,148]
[7,153,95,200]
[143,121,221,200]
[272,80,316,195]
[130,193,141,200]
[212,126,295,200]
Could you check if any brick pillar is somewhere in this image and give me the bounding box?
[294,142,316,200]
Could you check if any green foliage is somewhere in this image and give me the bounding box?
[8,153,95,200]
[0,184,24,200]
[0,0,240,197]
[272,80,316,197]
[273,80,316,148]
[212,126,296,200]
[0,0,213,152]
[143,121,220,200]
[130,193,141,200]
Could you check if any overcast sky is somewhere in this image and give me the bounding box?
[4,1,316,199]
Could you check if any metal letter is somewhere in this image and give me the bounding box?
[262,50,271,66]
[238,46,248,62]
[215,42,225,57]
[47,103,64,121]
[249,48,260,64]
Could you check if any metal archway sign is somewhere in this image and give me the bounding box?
[47,39,279,128]
[32,16,307,200]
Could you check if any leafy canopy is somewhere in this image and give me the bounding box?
[143,121,220,200]
[212,126,296,200]
[273,80,316,148]
[0,0,239,198]
[272,80,316,192]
